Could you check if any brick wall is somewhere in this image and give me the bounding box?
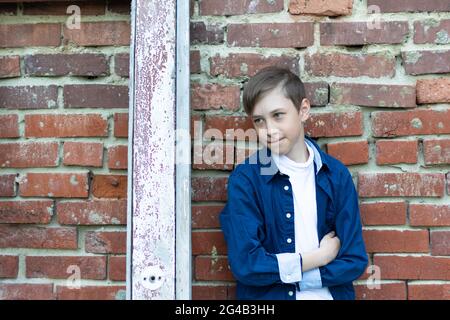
[0,0,449,300]
[0,1,130,300]
[190,0,450,300]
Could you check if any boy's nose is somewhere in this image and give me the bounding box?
[266,128,281,141]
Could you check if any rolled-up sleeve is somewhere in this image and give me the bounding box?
[219,172,302,287]
[276,253,302,283]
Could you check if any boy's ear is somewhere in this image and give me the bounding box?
[299,98,311,123]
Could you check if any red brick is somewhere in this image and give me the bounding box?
[0,55,20,78]
[190,22,224,44]
[227,286,237,299]
[417,78,450,104]
[199,0,283,15]
[423,138,450,165]
[114,113,128,138]
[0,85,58,109]
[192,205,224,229]
[371,109,450,138]
[193,143,235,171]
[368,0,450,13]
[26,256,106,280]
[355,283,407,300]
[305,52,395,78]
[363,230,429,253]
[85,231,126,254]
[0,174,16,197]
[108,145,128,170]
[304,82,329,106]
[0,114,19,138]
[190,50,201,74]
[192,285,228,300]
[410,204,450,227]
[289,0,352,16]
[227,23,314,48]
[192,177,228,202]
[57,199,127,225]
[191,83,240,111]
[192,231,227,255]
[408,284,450,300]
[326,140,368,165]
[360,201,407,226]
[204,115,256,141]
[25,114,108,137]
[19,173,89,198]
[108,0,130,14]
[320,21,408,45]
[56,285,125,300]
[0,225,77,249]
[92,175,127,199]
[108,256,126,281]
[0,200,53,224]
[63,21,131,46]
[0,284,54,300]
[431,231,450,256]
[64,85,128,108]
[358,173,445,197]
[414,19,450,44]
[23,2,105,15]
[235,145,259,165]
[114,53,129,77]
[63,141,103,167]
[0,23,60,47]
[209,53,298,78]
[376,140,418,165]
[195,256,234,281]
[306,111,363,138]
[402,50,450,75]
[331,83,416,108]
[0,142,59,168]
[374,255,450,280]
[25,54,109,76]
[0,255,19,278]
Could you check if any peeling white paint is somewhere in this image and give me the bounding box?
[130,0,176,300]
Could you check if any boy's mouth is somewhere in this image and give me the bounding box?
[268,138,285,143]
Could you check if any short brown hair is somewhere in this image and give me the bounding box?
[243,66,306,115]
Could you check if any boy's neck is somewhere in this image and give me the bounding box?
[284,136,309,164]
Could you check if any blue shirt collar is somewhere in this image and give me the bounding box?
[250,135,329,184]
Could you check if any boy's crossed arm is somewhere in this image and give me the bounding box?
[302,231,340,272]
[219,170,367,289]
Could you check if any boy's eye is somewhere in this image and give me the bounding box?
[254,118,262,124]
[274,113,284,118]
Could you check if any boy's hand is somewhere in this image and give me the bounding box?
[319,231,341,266]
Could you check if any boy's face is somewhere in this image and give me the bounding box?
[251,85,310,156]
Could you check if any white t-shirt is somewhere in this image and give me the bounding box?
[272,142,333,300]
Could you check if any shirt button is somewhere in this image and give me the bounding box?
[288,291,294,296]
[286,213,291,219]
[286,275,291,281]
[284,185,289,191]
[286,238,292,244]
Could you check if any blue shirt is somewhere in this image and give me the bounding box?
[219,135,368,300]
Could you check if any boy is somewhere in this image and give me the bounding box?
[219,66,368,300]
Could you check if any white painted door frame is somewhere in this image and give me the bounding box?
[126,0,191,300]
